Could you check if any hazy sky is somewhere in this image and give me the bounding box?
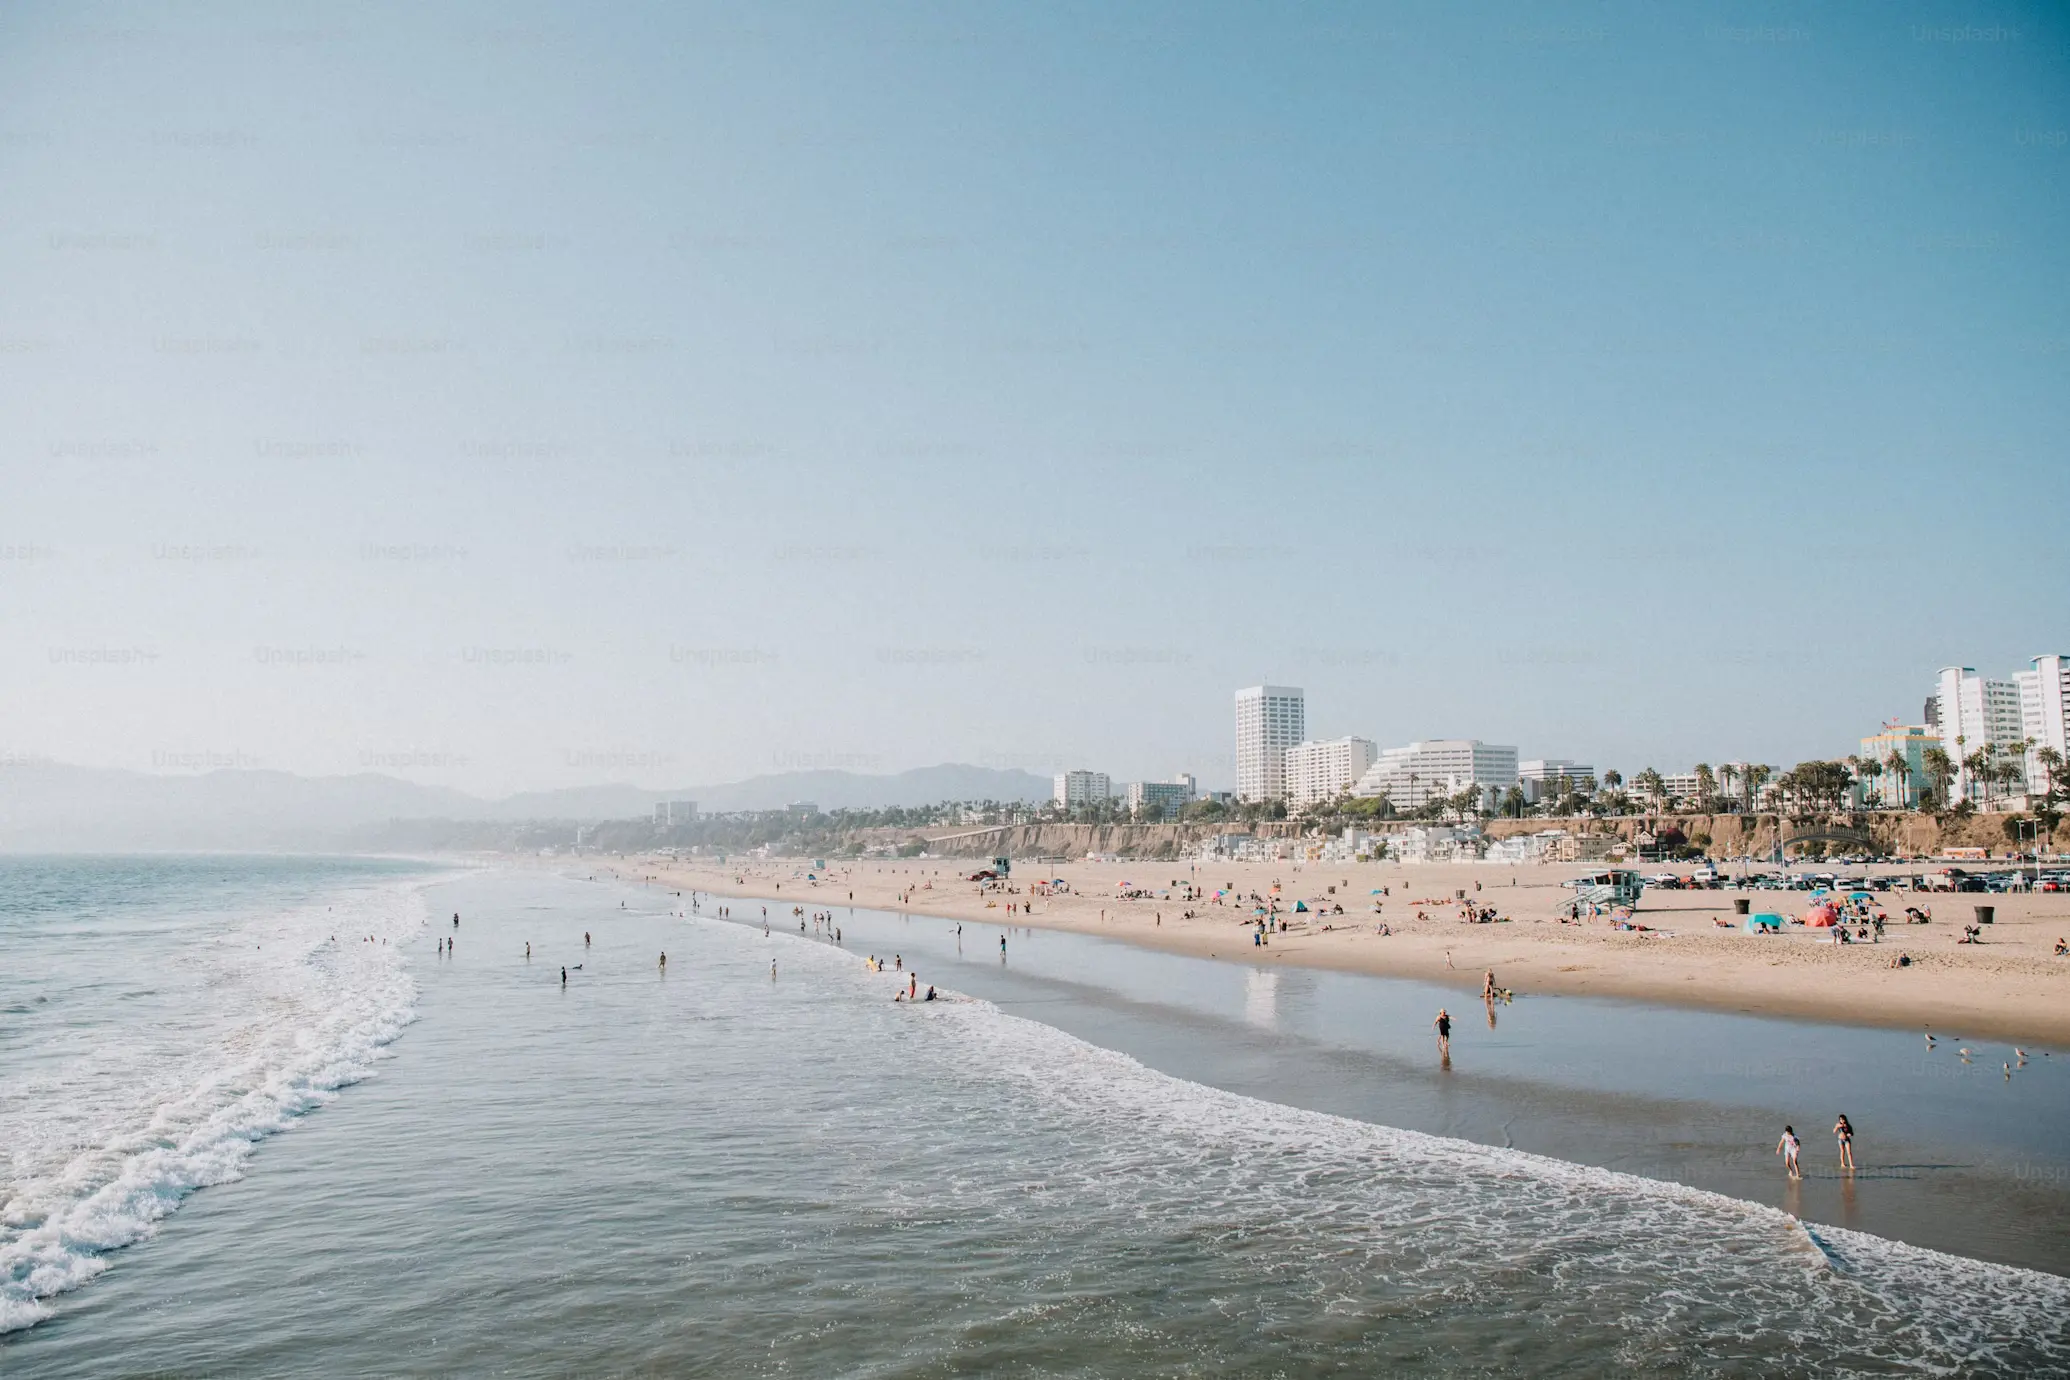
[2,0,2065,795]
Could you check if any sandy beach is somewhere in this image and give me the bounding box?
[585,854,2070,1046]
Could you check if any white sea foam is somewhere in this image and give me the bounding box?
[789,927,2070,1373]
[0,877,428,1333]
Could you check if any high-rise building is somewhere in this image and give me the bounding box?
[1352,740,1518,811]
[1933,666,2025,802]
[1052,770,1112,807]
[2016,654,2070,793]
[1234,685,1305,801]
[1282,737,1378,807]
[654,800,699,825]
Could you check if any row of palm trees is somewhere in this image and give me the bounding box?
[1297,743,2069,827]
[1887,738,2064,815]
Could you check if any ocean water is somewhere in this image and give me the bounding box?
[0,855,434,1336]
[5,860,2068,1376]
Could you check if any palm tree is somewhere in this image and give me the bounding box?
[1718,762,1739,811]
[1884,749,1911,810]
[1694,763,1717,811]
[1633,768,1665,813]
[1742,764,1773,815]
[1997,758,2025,805]
[1922,746,1955,811]
[1857,757,1882,812]
[2036,746,2065,804]
[1962,748,1990,811]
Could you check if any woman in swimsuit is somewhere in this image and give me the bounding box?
[1833,1114,1855,1172]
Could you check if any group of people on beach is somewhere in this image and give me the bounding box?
[1776,1117,1856,1178]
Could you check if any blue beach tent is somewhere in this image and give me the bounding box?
[1745,913,1785,932]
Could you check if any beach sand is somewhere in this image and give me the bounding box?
[582,854,2070,1046]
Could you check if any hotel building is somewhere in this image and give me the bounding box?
[1352,739,1518,811]
[1126,777,1196,821]
[1518,759,1596,804]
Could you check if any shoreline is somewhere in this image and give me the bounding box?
[554,853,2070,1046]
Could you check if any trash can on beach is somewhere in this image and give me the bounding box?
[1734,898,1751,915]
[1975,905,1994,925]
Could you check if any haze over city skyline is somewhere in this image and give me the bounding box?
[3,0,2066,795]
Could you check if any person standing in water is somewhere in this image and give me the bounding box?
[1833,1114,1855,1172]
[1777,1125,1803,1179]
[561,966,568,986]
[1432,1008,1452,1057]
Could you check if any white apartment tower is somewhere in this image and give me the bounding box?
[1932,666,2025,802]
[1052,770,1112,807]
[1235,685,1305,801]
[1283,737,1378,807]
[2016,654,2070,792]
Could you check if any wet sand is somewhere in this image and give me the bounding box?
[592,854,2070,1045]
[675,886,2070,1278]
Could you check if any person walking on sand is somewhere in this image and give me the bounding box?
[1777,1125,1802,1179]
[1834,1114,1855,1172]
[1432,1008,1452,1057]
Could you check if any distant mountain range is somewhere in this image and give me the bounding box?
[0,760,1051,852]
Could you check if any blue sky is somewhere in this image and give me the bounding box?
[2,0,2065,793]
